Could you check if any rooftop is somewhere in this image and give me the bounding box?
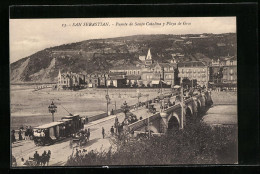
[178,61,207,67]
[110,65,141,70]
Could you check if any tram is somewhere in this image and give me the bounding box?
[33,114,84,146]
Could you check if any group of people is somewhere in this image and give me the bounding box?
[17,150,51,166]
[32,150,51,166]
[11,126,33,143]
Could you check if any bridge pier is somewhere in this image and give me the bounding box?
[160,112,168,133]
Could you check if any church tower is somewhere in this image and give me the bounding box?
[145,48,153,66]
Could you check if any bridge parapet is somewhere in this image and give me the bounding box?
[127,91,213,133]
[128,112,161,132]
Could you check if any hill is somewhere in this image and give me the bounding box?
[10,33,236,83]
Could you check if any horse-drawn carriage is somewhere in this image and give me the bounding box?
[148,104,156,114]
[70,130,88,148]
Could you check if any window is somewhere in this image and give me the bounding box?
[230,76,233,80]
[182,69,184,73]
[169,75,172,79]
[129,71,131,75]
[137,71,139,74]
[193,69,196,73]
[230,61,233,66]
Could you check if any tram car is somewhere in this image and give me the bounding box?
[33,122,64,146]
[33,114,84,146]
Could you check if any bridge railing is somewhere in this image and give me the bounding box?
[128,112,161,131]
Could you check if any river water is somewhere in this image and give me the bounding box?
[202,104,237,126]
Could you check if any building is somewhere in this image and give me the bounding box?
[222,57,237,84]
[141,62,176,87]
[109,65,142,76]
[126,75,142,87]
[107,72,127,88]
[140,49,177,87]
[57,70,84,89]
[209,56,237,84]
[85,72,108,88]
[85,73,99,88]
[178,61,209,87]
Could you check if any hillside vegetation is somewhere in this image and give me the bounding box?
[10,33,236,83]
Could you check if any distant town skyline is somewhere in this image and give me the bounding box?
[10,17,236,63]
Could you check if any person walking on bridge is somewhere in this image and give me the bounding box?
[110,126,114,136]
[102,127,105,139]
[87,128,90,141]
[18,129,23,141]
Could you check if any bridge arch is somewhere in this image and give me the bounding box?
[168,113,180,130]
[185,106,193,123]
[149,125,159,133]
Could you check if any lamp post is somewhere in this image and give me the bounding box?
[137,89,141,109]
[105,87,110,116]
[48,101,57,122]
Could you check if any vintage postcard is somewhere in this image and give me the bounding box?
[10,17,237,167]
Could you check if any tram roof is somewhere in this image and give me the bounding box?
[34,122,64,129]
[62,114,80,119]
[60,119,73,122]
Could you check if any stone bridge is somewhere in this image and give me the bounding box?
[128,91,213,134]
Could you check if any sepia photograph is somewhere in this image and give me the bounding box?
[10,17,238,167]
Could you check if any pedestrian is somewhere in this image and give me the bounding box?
[46,150,51,166]
[87,128,90,141]
[18,129,23,141]
[115,116,118,123]
[25,126,28,140]
[19,158,26,166]
[11,130,16,143]
[111,109,114,115]
[29,126,33,140]
[41,151,47,166]
[110,126,114,136]
[139,116,143,120]
[75,149,79,158]
[33,151,40,166]
[102,127,105,139]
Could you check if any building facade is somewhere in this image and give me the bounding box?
[178,61,209,87]
[222,57,237,84]
[57,70,84,89]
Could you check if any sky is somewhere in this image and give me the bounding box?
[9,17,236,63]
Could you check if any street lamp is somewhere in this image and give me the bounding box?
[137,89,141,109]
[105,87,110,116]
[48,101,57,122]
